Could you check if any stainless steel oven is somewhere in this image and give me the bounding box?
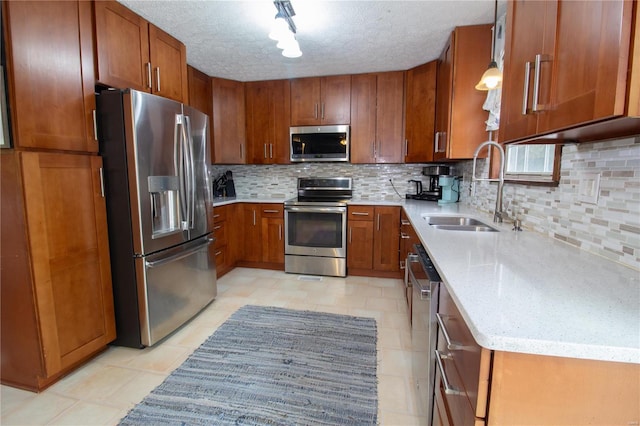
[284,177,352,277]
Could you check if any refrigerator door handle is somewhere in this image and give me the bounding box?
[175,114,188,231]
[145,237,214,268]
[183,115,196,230]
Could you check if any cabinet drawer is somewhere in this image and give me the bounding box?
[260,204,283,218]
[434,347,477,426]
[213,221,227,248]
[348,205,374,221]
[211,206,227,223]
[213,245,226,269]
[438,285,491,419]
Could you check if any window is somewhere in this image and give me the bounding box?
[504,144,561,185]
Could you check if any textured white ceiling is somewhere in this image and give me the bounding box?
[119,0,506,82]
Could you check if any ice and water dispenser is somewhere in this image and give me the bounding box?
[148,175,180,237]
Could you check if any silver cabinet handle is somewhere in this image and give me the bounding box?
[522,61,532,115]
[434,132,440,152]
[213,225,222,230]
[213,214,221,219]
[264,143,267,159]
[240,143,244,159]
[269,143,273,159]
[156,67,161,92]
[252,210,256,226]
[146,62,152,89]
[435,350,465,396]
[404,139,408,157]
[92,109,98,141]
[532,54,551,112]
[436,313,465,351]
[314,103,318,119]
[278,224,282,241]
[400,232,410,239]
[376,213,380,231]
[321,103,325,120]
[351,211,369,216]
[349,226,352,243]
[215,250,223,256]
[371,141,375,158]
[99,167,105,198]
[263,209,280,213]
[401,220,411,226]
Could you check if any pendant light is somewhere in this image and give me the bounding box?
[476,0,502,90]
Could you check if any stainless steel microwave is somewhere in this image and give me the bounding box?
[290,125,349,162]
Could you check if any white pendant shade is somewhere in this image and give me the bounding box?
[475,62,502,91]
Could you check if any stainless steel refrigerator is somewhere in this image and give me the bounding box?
[97,89,216,348]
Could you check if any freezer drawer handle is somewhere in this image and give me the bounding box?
[436,313,466,351]
[435,350,465,396]
[145,238,214,268]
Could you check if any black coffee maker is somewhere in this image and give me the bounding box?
[213,170,236,198]
[405,165,451,201]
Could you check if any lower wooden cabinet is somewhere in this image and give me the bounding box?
[1,151,116,391]
[436,284,640,425]
[211,204,237,278]
[239,203,284,269]
[347,205,401,277]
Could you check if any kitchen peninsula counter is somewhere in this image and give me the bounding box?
[401,199,639,365]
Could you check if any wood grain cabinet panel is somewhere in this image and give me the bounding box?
[95,0,188,103]
[434,25,492,160]
[187,65,213,162]
[239,203,284,269]
[1,152,115,391]
[404,61,437,163]
[3,0,97,152]
[500,0,640,143]
[347,205,400,276]
[351,71,405,163]
[290,75,351,126]
[246,80,291,164]
[212,77,246,164]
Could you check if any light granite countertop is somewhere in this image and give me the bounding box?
[213,197,639,363]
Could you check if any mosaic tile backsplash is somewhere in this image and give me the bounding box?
[211,136,640,271]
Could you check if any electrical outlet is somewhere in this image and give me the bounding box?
[578,173,600,205]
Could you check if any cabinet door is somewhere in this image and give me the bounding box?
[373,206,400,272]
[4,0,97,152]
[290,77,321,125]
[20,152,115,376]
[347,220,374,270]
[262,217,285,264]
[375,71,404,163]
[149,24,188,103]
[405,61,437,163]
[499,0,548,143]
[95,0,150,91]
[434,36,453,161]
[187,66,213,162]
[212,77,246,164]
[350,74,377,163]
[539,0,634,132]
[241,204,262,262]
[321,75,351,125]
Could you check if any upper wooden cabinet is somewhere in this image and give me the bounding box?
[246,80,291,164]
[404,61,437,163]
[94,1,188,103]
[434,25,492,160]
[187,65,213,162]
[350,71,405,163]
[212,77,246,164]
[499,0,640,144]
[290,75,351,125]
[3,0,97,152]
[1,151,116,391]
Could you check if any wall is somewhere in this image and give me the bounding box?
[211,136,640,271]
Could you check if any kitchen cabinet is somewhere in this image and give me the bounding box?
[434,25,492,160]
[290,75,351,126]
[347,205,401,277]
[246,80,291,164]
[212,77,246,164]
[3,0,97,152]
[187,65,213,162]
[94,0,188,103]
[350,71,405,164]
[1,151,116,391]
[434,284,640,425]
[240,203,284,269]
[404,61,437,163]
[211,204,236,278]
[499,0,640,144]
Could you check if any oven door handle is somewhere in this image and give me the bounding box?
[285,206,346,214]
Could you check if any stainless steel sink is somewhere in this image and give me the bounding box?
[423,215,499,232]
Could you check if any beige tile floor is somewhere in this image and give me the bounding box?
[1,267,424,425]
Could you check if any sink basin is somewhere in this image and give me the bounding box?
[424,215,499,232]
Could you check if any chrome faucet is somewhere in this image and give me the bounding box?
[471,140,505,223]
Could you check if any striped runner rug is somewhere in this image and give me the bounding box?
[118,305,378,425]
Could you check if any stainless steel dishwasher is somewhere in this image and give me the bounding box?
[408,243,441,425]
